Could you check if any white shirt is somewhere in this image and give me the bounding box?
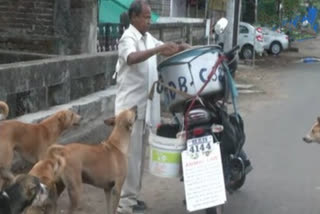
[115,24,163,129]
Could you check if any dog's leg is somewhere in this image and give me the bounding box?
[0,147,14,189]
[45,187,59,214]
[56,179,65,196]
[109,179,125,214]
[105,187,121,214]
[104,180,119,214]
[63,170,83,214]
[104,189,113,214]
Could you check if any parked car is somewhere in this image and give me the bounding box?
[216,22,265,60]
[261,27,289,55]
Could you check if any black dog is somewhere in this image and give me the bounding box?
[0,175,43,214]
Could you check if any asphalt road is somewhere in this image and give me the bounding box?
[224,63,320,214]
[139,62,320,214]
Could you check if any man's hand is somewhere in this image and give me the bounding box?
[178,43,192,52]
[158,42,179,56]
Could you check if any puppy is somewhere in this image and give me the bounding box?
[0,101,81,188]
[0,174,47,214]
[303,116,320,143]
[47,106,137,214]
[24,149,66,214]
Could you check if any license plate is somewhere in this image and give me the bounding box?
[182,142,227,211]
[186,135,215,154]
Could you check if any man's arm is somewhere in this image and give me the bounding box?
[159,42,192,57]
[127,42,179,65]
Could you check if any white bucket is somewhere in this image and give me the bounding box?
[148,131,186,178]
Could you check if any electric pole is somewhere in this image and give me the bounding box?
[224,0,241,51]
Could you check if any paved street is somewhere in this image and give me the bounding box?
[138,63,320,214]
[225,63,320,214]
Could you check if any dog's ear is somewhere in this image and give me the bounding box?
[58,111,66,122]
[317,116,320,124]
[104,117,116,126]
[24,176,40,198]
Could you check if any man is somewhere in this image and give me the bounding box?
[114,1,189,213]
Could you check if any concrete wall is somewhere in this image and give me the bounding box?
[0,0,97,55]
[0,52,117,118]
[150,22,206,46]
[148,0,171,17]
[0,50,56,64]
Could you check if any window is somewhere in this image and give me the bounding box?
[239,25,249,34]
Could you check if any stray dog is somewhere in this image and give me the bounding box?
[47,106,137,214]
[0,101,81,188]
[0,101,9,120]
[303,117,320,143]
[0,174,47,214]
[24,148,66,214]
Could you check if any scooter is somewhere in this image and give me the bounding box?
[156,18,252,214]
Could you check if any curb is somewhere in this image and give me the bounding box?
[302,57,320,63]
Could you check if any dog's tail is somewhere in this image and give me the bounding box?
[47,145,67,180]
[0,101,9,120]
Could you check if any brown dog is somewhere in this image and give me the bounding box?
[47,106,137,214]
[0,101,9,120]
[0,102,81,188]
[303,116,320,143]
[24,148,66,214]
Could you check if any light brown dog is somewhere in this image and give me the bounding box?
[47,106,137,214]
[303,116,320,143]
[24,148,66,214]
[0,101,9,120]
[0,101,81,188]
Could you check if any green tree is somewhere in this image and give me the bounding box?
[257,0,279,26]
[282,0,300,20]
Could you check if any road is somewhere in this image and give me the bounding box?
[224,63,320,214]
[139,62,320,214]
[56,62,320,214]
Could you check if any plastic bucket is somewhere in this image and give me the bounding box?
[148,131,186,178]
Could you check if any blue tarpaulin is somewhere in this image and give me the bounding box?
[282,6,318,33]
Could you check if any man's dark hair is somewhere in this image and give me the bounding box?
[128,0,147,20]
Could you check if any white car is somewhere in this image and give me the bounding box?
[261,27,289,55]
[238,22,264,59]
[216,22,265,59]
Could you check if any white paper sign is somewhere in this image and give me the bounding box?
[182,143,226,212]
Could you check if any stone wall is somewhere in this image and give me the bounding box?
[0,0,97,55]
[0,50,56,64]
[0,0,56,53]
[148,0,171,17]
[149,22,206,46]
[0,52,117,118]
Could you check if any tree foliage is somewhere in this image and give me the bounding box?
[257,0,279,26]
[257,0,304,26]
[282,0,300,20]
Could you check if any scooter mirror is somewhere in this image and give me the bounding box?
[214,18,228,35]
